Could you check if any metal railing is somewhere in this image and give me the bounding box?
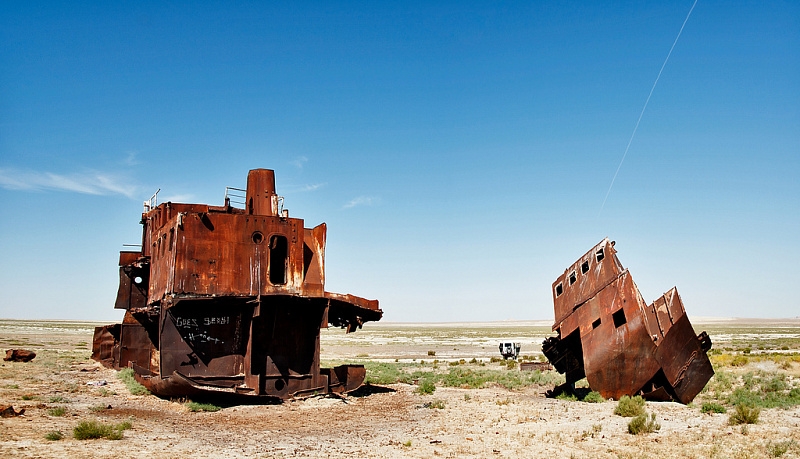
[224,186,246,208]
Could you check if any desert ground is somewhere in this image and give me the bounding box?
[1,318,799,458]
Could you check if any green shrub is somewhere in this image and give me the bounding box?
[185,401,221,412]
[731,355,748,367]
[439,367,562,390]
[48,395,69,403]
[363,361,564,391]
[701,402,727,414]
[426,399,445,409]
[583,391,604,403]
[45,431,64,441]
[768,440,796,458]
[48,406,67,417]
[614,395,645,417]
[627,412,660,435]
[73,421,128,440]
[555,392,577,401]
[725,372,800,409]
[417,380,436,395]
[116,421,133,431]
[118,368,150,396]
[728,404,760,425]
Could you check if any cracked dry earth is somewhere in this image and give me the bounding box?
[1,320,799,458]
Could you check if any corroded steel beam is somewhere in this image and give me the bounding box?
[92,169,382,401]
[542,238,713,404]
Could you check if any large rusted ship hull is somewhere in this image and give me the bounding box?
[92,169,381,401]
[542,239,713,404]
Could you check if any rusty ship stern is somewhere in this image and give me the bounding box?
[92,169,382,401]
[542,238,713,404]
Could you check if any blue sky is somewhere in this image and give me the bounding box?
[1,1,797,322]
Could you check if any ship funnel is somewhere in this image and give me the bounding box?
[246,169,278,216]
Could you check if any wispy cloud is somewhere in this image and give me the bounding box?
[123,150,140,166]
[0,168,138,198]
[283,182,326,193]
[290,156,308,169]
[343,196,379,209]
[162,193,195,203]
[300,183,325,192]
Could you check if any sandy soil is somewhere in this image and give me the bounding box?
[1,320,799,458]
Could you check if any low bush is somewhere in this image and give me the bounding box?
[583,391,604,403]
[73,420,130,440]
[48,406,66,417]
[728,404,760,425]
[555,392,577,401]
[417,380,436,395]
[730,355,749,367]
[426,399,445,409]
[363,361,564,391]
[118,368,149,396]
[768,440,796,458]
[614,395,645,417]
[628,412,660,435]
[45,431,63,441]
[701,402,727,414]
[185,401,221,412]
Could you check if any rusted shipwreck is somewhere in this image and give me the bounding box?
[542,238,713,404]
[92,169,382,400]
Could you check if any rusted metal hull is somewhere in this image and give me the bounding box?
[542,238,713,404]
[92,169,381,401]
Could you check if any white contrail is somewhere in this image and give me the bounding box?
[599,0,699,214]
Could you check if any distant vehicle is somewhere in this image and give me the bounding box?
[499,342,521,360]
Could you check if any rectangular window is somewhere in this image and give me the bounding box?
[269,235,288,285]
[581,261,589,274]
[596,248,605,262]
[592,318,601,329]
[613,309,627,328]
[569,271,577,285]
[555,283,563,297]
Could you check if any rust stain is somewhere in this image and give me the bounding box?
[542,238,713,404]
[92,169,382,401]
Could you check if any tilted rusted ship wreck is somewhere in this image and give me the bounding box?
[542,238,713,403]
[92,169,382,400]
